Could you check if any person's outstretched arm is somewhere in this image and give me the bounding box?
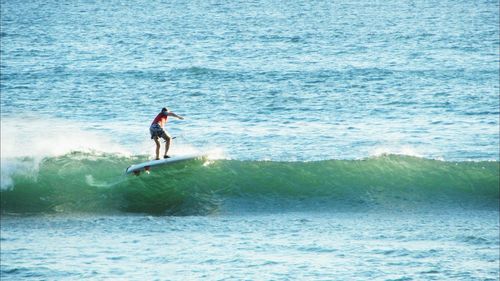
[168,112,184,120]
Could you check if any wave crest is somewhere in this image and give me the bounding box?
[1,152,498,215]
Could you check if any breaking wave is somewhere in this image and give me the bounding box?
[1,152,498,215]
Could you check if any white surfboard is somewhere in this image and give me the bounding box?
[125,154,206,175]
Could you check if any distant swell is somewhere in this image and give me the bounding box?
[1,152,498,215]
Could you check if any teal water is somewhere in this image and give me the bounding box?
[1,0,499,280]
[1,153,498,215]
[1,211,499,280]
[1,0,499,161]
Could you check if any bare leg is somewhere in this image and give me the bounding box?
[153,137,161,160]
[162,135,171,157]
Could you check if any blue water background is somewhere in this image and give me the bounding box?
[1,0,499,161]
[1,1,500,280]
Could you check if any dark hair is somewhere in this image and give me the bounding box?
[161,107,168,112]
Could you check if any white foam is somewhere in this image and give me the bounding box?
[370,146,424,158]
[1,117,132,159]
[0,117,132,190]
[0,117,228,190]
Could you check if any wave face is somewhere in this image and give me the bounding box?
[1,153,498,215]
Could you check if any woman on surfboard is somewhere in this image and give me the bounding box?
[150,107,184,160]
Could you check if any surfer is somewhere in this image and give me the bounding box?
[150,107,184,160]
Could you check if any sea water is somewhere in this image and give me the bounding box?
[1,0,499,280]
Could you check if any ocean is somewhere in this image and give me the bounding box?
[1,0,499,280]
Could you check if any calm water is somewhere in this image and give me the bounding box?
[2,211,499,280]
[1,0,499,280]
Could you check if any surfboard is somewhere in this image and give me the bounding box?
[125,154,205,175]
